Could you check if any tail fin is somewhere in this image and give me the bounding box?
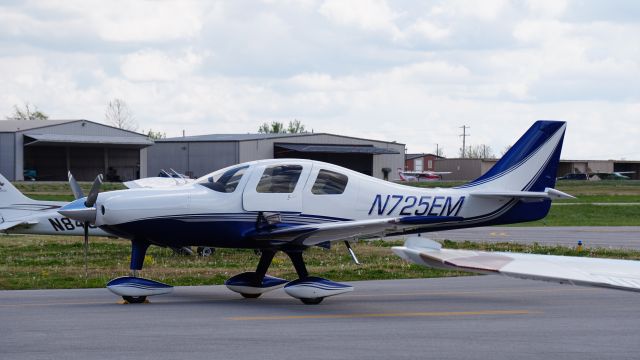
[0,173,35,205]
[397,168,407,181]
[458,121,566,192]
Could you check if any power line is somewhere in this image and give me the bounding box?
[459,125,470,158]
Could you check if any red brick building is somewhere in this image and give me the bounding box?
[405,153,443,172]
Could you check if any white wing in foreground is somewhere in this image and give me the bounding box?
[392,237,640,292]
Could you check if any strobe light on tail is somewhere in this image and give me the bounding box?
[58,120,572,305]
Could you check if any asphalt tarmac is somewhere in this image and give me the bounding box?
[2,276,639,360]
[422,226,640,249]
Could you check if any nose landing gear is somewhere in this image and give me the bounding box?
[106,240,173,303]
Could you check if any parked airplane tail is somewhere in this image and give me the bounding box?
[454,121,567,225]
[458,120,566,192]
[0,173,67,232]
[397,168,409,181]
[0,173,36,205]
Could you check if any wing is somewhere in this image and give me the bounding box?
[392,237,640,292]
[251,216,464,246]
[123,177,194,189]
[250,188,573,246]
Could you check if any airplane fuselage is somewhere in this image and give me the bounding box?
[84,158,551,249]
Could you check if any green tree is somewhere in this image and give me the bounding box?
[287,119,306,133]
[258,120,307,134]
[6,102,48,120]
[258,121,286,134]
[145,129,166,140]
[460,144,495,159]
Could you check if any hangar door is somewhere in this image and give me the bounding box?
[23,145,141,181]
[274,143,398,176]
[22,133,151,181]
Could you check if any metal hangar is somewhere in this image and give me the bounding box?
[0,120,153,181]
[148,133,404,180]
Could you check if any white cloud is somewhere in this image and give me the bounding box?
[96,1,204,42]
[35,0,205,43]
[513,19,572,43]
[0,0,638,160]
[436,0,509,21]
[525,0,569,18]
[407,20,451,41]
[318,0,402,38]
[120,49,205,82]
[386,61,470,82]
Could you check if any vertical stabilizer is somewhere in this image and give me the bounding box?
[458,121,566,192]
[0,173,34,205]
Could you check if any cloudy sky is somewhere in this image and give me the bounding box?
[0,0,638,159]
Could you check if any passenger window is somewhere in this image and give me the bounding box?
[256,165,303,193]
[311,169,348,195]
[198,165,248,193]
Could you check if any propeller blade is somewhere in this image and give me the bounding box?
[85,174,103,207]
[83,222,89,279]
[68,171,84,200]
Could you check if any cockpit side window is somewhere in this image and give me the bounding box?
[311,169,348,195]
[198,165,248,193]
[256,165,303,193]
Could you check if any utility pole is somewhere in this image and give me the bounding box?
[459,125,470,158]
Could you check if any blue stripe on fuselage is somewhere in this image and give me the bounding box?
[100,213,352,248]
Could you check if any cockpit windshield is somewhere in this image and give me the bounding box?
[196,165,249,193]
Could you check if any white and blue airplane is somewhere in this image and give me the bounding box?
[52,119,599,305]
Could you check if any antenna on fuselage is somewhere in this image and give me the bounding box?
[160,169,179,185]
[169,168,188,184]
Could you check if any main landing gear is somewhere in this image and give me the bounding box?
[225,249,353,305]
[104,240,351,305]
[106,240,174,304]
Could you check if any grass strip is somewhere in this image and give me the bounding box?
[2,235,640,290]
[514,204,640,226]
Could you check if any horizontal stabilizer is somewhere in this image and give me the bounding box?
[469,187,574,200]
[392,237,640,292]
[0,219,38,232]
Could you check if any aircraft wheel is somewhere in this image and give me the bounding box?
[241,293,262,299]
[300,297,323,305]
[197,247,215,257]
[123,296,147,304]
[172,247,193,256]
